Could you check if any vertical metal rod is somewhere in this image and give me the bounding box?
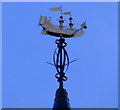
[59,37,63,88]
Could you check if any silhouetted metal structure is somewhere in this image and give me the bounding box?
[39,6,87,109]
[54,38,69,88]
[53,37,70,109]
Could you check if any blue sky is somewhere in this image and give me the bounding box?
[2,2,118,108]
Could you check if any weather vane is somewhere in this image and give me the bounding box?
[39,6,87,108]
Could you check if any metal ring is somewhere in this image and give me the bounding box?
[63,42,67,47]
[55,73,59,79]
[63,76,67,81]
[55,39,60,44]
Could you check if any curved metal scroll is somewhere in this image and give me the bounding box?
[53,37,69,88]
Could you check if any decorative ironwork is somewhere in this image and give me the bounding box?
[53,37,69,88]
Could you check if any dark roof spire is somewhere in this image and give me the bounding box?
[53,87,70,109]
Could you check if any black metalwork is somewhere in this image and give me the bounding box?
[53,37,69,88]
